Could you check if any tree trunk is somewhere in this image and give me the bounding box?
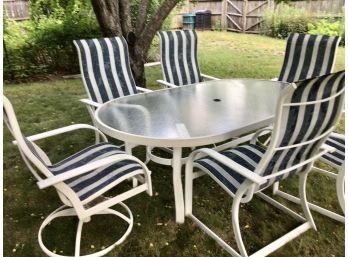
[91,0,181,88]
[91,0,122,36]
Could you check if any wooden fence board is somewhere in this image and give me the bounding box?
[4,0,30,21]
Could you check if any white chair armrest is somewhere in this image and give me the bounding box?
[136,86,153,93]
[250,126,274,144]
[188,148,267,185]
[37,154,151,189]
[13,124,107,145]
[156,79,177,88]
[201,73,220,81]
[144,61,161,67]
[79,98,101,108]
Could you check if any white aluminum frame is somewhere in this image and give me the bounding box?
[4,96,153,257]
[184,81,344,256]
[157,74,220,89]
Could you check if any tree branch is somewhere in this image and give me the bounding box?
[140,0,180,53]
[135,0,151,35]
[91,0,122,37]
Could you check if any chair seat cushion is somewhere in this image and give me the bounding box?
[195,144,266,195]
[49,143,143,201]
[322,134,345,167]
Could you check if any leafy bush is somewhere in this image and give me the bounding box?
[261,3,313,39]
[4,0,101,82]
[4,0,172,83]
[308,18,345,45]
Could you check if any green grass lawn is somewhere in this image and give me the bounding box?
[3,31,345,257]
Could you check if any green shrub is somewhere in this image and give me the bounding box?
[308,18,345,45]
[4,0,172,83]
[4,1,101,82]
[261,3,313,39]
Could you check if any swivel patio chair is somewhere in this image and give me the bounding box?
[157,30,219,88]
[73,36,152,135]
[277,33,341,82]
[185,71,345,257]
[3,95,152,257]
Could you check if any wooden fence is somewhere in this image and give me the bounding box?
[4,0,30,21]
[171,0,344,33]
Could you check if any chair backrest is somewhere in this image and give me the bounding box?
[3,96,52,181]
[73,37,137,104]
[258,71,345,188]
[278,33,341,83]
[158,30,203,86]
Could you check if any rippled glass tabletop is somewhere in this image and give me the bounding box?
[95,79,288,147]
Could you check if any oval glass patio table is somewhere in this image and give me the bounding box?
[95,79,289,223]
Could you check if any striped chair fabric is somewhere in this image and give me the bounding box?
[73,37,137,104]
[195,71,345,194]
[278,33,341,83]
[158,30,203,86]
[196,144,266,194]
[322,133,345,168]
[49,142,143,201]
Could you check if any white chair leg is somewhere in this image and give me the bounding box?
[74,220,83,257]
[124,142,138,188]
[273,168,345,223]
[336,168,345,214]
[231,190,248,257]
[299,171,317,231]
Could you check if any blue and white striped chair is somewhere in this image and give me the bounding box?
[270,33,345,223]
[185,71,345,256]
[73,37,152,128]
[3,95,152,257]
[277,33,341,82]
[157,30,219,88]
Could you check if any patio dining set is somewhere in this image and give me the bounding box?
[4,30,345,257]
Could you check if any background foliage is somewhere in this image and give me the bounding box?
[3,0,171,83]
[261,3,345,44]
[4,0,345,83]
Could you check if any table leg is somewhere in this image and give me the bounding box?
[172,147,185,224]
[125,142,138,188]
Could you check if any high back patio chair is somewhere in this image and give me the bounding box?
[278,33,341,82]
[73,36,152,126]
[3,95,152,257]
[157,30,219,88]
[271,33,344,223]
[184,71,345,257]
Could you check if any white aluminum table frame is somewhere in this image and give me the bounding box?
[95,79,288,223]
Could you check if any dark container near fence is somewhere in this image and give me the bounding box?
[195,10,212,30]
[182,13,196,29]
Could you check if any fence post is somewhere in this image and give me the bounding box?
[242,0,248,32]
[221,0,227,30]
